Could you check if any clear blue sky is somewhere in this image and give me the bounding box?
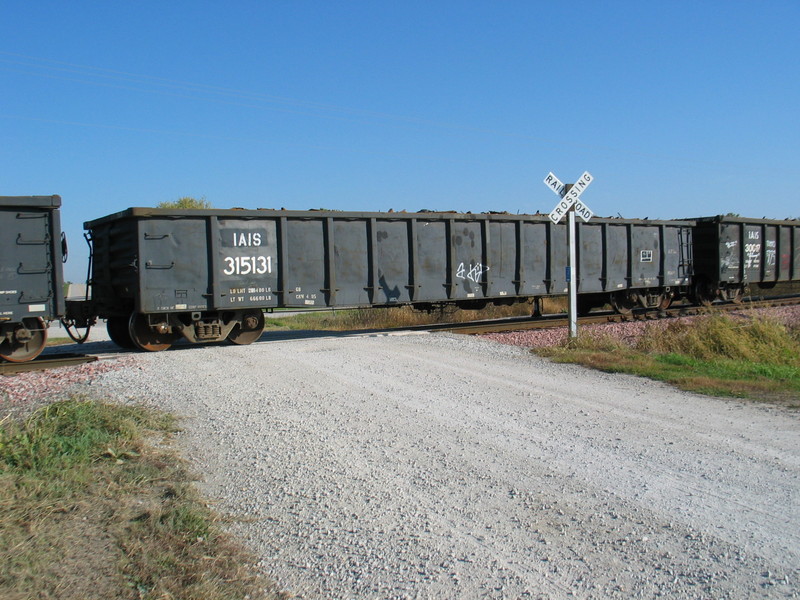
[2,1,798,281]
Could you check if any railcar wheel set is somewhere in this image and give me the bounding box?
[1,196,798,361]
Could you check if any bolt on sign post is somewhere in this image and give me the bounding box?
[544,171,594,339]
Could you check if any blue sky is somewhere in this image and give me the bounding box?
[2,1,798,281]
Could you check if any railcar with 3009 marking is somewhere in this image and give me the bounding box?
[690,215,800,304]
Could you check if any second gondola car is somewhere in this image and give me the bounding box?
[690,215,800,304]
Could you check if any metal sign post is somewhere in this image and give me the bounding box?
[544,171,595,339]
[567,208,578,339]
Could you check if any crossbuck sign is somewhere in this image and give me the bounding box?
[543,170,595,338]
[545,171,594,224]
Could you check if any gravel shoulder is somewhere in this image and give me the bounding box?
[29,331,800,599]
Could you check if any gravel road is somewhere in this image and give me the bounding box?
[73,332,800,599]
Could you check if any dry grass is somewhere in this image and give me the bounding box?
[636,313,799,364]
[0,399,287,600]
[266,297,568,331]
[537,313,800,405]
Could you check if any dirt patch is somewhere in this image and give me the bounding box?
[2,484,133,600]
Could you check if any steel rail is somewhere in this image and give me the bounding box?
[442,295,800,336]
[1,353,98,375]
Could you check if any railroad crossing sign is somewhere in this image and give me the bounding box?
[543,170,596,339]
[545,171,594,224]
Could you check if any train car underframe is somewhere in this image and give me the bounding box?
[578,286,684,316]
[64,284,697,354]
[105,309,266,352]
[610,287,677,314]
[693,278,746,306]
[60,276,766,354]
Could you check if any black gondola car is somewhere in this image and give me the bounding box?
[691,215,800,303]
[77,207,694,351]
[0,195,65,362]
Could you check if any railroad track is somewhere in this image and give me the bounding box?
[2,295,797,371]
[1,353,98,376]
[442,294,800,336]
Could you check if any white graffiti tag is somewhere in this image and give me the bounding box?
[456,262,490,282]
[744,243,761,269]
[766,240,777,266]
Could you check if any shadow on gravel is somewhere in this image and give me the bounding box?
[43,328,398,359]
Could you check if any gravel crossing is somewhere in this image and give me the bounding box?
[45,329,798,600]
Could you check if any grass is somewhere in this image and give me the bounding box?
[0,399,286,600]
[264,298,566,331]
[535,313,800,405]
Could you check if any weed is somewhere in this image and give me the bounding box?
[535,313,800,404]
[264,298,569,331]
[0,399,285,600]
[637,314,799,365]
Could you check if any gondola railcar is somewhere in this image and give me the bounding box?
[690,215,800,304]
[7,196,797,361]
[0,195,65,362]
[75,207,695,351]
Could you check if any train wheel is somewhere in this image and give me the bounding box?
[657,294,673,311]
[107,316,137,349]
[0,318,48,363]
[226,310,265,345]
[694,279,717,307]
[128,313,177,352]
[610,292,635,317]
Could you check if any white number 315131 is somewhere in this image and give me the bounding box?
[223,255,272,276]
